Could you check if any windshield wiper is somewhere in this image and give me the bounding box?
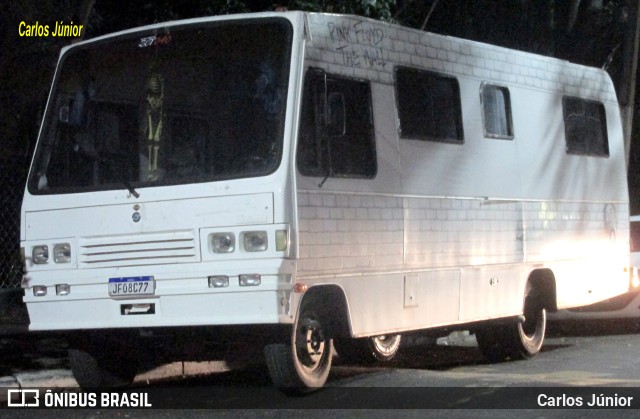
[74,145,140,198]
[122,179,140,198]
[318,169,330,188]
[94,152,140,198]
[106,159,139,198]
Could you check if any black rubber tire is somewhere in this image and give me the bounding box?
[513,292,547,359]
[335,334,402,364]
[264,303,333,392]
[68,347,137,388]
[475,285,546,363]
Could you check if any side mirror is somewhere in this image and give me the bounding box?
[326,92,346,137]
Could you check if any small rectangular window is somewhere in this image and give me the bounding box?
[562,97,609,157]
[481,84,513,139]
[395,66,464,144]
[297,68,377,179]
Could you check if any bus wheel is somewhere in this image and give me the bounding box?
[369,334,402,361]
[68,347,137,387]
[264,303,333,391]
[475,287,546,362]
[514,290,547,359]
[335,334,402,364]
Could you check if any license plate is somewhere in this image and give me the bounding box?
[109,276,155,297]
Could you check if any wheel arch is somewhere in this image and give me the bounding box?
[297,284,353,339]
[527,268,558,313]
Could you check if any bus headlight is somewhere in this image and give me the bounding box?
[242,231,268,252]
[239,274,261,286]
[53,243,71,263]
[56,284,71,295]
[211,232,235,253]
[32,245,49,264]
[208,275,229,288]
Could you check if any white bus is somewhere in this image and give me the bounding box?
[21,12,633,390]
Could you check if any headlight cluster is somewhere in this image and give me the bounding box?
[210,230,288,253]
[31,243,71,265]
[31,283,71,297]
[207,273,262,288]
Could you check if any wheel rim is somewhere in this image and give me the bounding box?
[518,290,546,357]
[371,334,401,357]
[296,317,327,370]
[520,308,546,340]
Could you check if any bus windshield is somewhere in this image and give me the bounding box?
[28,18,292,195]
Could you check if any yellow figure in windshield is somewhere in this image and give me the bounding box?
[145,73,164,180]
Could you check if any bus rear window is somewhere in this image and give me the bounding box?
[562,97,609,157]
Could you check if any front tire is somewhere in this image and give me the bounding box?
[265,302,333,391]
[68,347,137,388]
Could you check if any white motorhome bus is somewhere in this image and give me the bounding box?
[21,11,632,390]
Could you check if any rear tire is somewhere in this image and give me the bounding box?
[369,334,402,361]
[514,292,547,358]
[475,284,546,362]
[265,300,333,392]
[335,334,402,364]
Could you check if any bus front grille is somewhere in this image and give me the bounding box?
[78,230,199,268]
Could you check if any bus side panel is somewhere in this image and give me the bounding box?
[297,192,524,278]
[296,13,631,337]
[297,191,528,335]
[329,270,461,337]
[523,200,630,300]
[458,266,527,322]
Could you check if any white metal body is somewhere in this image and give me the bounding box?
[550,215,640,320]
[22,12,630,337]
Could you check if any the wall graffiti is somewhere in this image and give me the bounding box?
[327,20,387,69]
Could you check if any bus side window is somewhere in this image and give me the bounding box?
[562,96,609,157]
[395,66,464,144]
[481,84,513,139]
[297,68,377,179]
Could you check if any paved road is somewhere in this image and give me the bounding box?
[2,318,640,416]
